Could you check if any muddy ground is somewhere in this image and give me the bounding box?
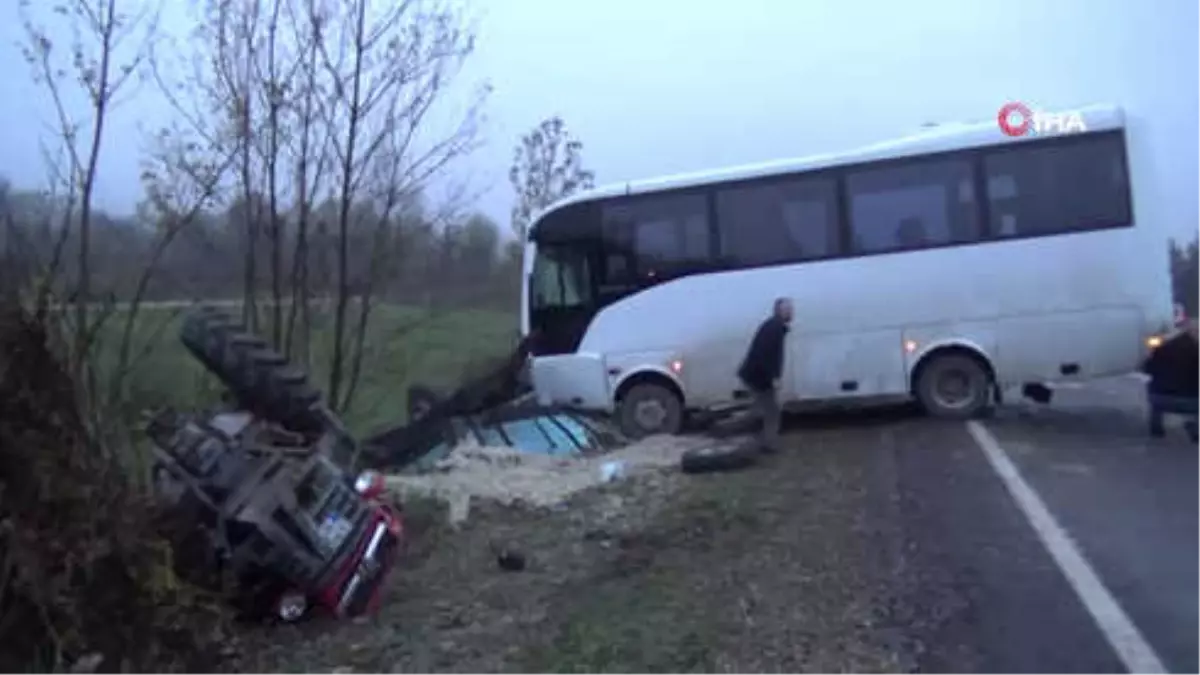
[235,426,911,673]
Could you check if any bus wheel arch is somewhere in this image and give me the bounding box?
[910,343,997,419]
[613,370,685,438]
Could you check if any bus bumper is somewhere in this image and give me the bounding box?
[530,353,613,411]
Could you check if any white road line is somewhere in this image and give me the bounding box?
[965,420,1167,674]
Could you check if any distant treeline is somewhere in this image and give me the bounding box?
[0,181,522,312]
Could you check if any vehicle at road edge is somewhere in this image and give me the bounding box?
[521,103,1174,438]
[148,308,405,623]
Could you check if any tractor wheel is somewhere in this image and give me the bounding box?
[180,307,324,433]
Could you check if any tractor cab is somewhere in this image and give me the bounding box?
[148,407,401,621]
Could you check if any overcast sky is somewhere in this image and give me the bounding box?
[0,0,1196,241]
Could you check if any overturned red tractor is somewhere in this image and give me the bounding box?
[147,307,403,623]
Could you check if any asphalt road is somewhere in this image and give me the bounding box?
[780,375,1196,673]
[986,377,1198,674]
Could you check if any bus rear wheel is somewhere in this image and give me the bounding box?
[617,382,683,439]
[915,353,992,419]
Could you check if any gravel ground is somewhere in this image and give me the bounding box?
[234,427,905,673]
[383,434,729,523]
[230,387,1196,673]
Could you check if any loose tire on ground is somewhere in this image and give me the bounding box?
[180,308,325,433]
[680,440,759,474]
[617,381,684,439]
[914,352,992,419]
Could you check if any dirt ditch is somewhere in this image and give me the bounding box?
[236,430,907,673]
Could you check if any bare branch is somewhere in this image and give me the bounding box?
[509,116,596,239]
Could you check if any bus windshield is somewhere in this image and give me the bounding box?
[531,245,592,310]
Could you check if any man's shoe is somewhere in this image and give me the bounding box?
[1149,425,1166,439]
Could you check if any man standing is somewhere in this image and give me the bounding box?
[737,298,793,453]
[1142,318,1199,442]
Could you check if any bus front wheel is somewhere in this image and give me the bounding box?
[915,352,992,419]
[617,382,683,439]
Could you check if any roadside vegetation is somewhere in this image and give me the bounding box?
[0,0,594,669]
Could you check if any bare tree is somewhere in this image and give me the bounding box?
[508,116,595,239]
[109,128,235,415]
[157,0,487,414]
[18,0,160,435]
[309,0,488,412]
[281,0,338,364]
[174,0,309,344]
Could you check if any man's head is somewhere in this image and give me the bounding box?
[773,297,793,324]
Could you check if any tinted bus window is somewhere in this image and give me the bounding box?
[983,132,1131,238]
[716,175,840,265]
[602,193,710,280]
[846,157,980,254]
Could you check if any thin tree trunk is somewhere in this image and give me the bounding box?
[327,0,368,410]
[266,0,283,348]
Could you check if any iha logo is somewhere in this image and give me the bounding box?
[997,102,1088,137]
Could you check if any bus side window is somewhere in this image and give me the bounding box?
[600,214,637,290]
[983,133,1131,239]
[717,176,839,266]
[987,174,1020,237]
[603,254,634,290]
[845,158,978,254]
[602,194,710,280]
[635,218,679,265]
[606,254,629,280]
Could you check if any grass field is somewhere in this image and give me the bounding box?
[91,302,518,435]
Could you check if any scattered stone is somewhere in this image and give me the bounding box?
[384,434,737,523]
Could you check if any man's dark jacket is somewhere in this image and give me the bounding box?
[1142,331,1199,398]
[738,315,789,393]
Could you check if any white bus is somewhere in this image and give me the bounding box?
[520,104,1174,438]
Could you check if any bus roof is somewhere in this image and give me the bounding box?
[531,102,1125,227]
